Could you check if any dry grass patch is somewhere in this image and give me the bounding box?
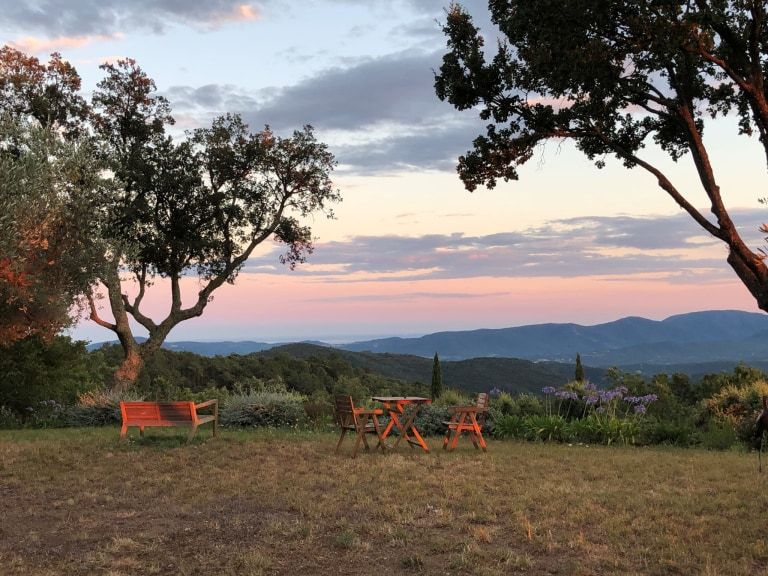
[1,428,767,575]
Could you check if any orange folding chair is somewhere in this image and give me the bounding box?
[333,395,386,458]
[442,392,489,452]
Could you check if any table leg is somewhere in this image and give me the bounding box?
[393,403,429,452]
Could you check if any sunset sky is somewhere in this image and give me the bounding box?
[3,0,767,343]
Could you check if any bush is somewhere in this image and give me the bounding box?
[0,336,99,411]
[220,389,307,428]
[412,403,451,436]
[435,388,471,407]
[489,414,525,439]
[65,388,144,427]
[699,421,739,450]
[637,418,698,447]
[523,415,567,442]
[0,405,22,429]
[491,392,544,417]
[705,380,768,443]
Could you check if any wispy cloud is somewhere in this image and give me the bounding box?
[7,33,123,54]
[244,209,766,282]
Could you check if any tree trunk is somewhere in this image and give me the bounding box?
[113,348,144,393]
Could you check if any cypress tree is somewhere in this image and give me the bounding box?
[431,352,443,400]
[575,353,585,382]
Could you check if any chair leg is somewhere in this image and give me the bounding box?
[360,414,371,451]
[335,429,348,454]
[372,415,386,452]
[352,428,365,458]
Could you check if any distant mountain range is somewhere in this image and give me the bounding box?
[340,310,768,365]
[88,310,768,369]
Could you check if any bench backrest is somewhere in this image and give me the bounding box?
[120,401,196,423]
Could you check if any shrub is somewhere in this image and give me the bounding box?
[705,380,768,443]
[436,388,471,407]
[699,421,739,450]
[492,393,544,417]
[489,414,525,439]
[220,389,307,428]
[65,388,143,427]
[0,405,22,429]
[523,415,566,442]
[637,418,699,447]
[25,400,69,428]
[412,403,451,436]
[0,335,99,411]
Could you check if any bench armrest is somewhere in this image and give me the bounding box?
[195,399,218,410]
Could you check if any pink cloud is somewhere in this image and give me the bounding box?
[8,33,123,54]
[205,4,260,28]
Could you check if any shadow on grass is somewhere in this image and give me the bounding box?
[118,428,217,450]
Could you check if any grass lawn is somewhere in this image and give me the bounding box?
[1,427,767,575]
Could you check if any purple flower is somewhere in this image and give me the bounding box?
[555,390,578,401]
[584,382,597,392]
[542,386,556,395]
[633,404,647,414]
[596,406,606,414]
[585,396,599,405]
[624,396,639,404]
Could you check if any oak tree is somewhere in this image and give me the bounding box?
[88,60,339,390]
[436,1,768,312]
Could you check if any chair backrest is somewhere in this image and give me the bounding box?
[476,393,489,410]
[333,395,356,428]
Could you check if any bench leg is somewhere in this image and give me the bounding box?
[139,426,145,437]
[120,423,128,440]
[187,425,198,443]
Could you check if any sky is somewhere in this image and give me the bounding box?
[2,0,767,343]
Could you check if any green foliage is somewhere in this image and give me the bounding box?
[705,379,768,443]
[434,388,471,407]
[430,352,443,400]
[412,403,451,437]
[575,353,584,383]
[0,405,21,429]
[219,389,307,428]
[523,415,567,442]
[0,115,105,343]
[435,1,768,314]
[489,414,525,439]
[64,389,128,427]
[0,336,99,412]
[699,421,739,451]
[637,418,699,447]
[493,392,543,417]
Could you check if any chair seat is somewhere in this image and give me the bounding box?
[341,423,379,432]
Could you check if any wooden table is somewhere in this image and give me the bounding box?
[372,396,432,452]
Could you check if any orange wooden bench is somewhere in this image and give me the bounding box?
[119,400,218,442]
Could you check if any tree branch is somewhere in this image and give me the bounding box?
[590,126,723,239]
[87,292,116,331]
